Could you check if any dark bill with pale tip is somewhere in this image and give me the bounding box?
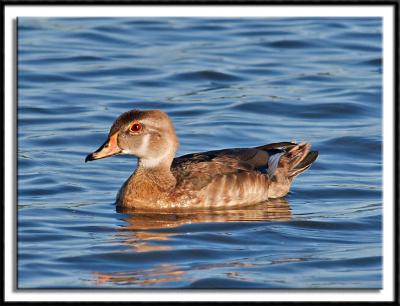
[85,133,121,163]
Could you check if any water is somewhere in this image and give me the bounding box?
[17,17,382,289]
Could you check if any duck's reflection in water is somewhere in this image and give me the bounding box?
[117,197,291,230]
[93,198,291,287]
[94,264,185,286]
[93,261,257,287]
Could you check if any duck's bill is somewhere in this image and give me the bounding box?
[85,133,121,162]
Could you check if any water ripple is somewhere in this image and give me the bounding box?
[170,70,244,82]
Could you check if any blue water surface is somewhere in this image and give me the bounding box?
[17,17,382,289]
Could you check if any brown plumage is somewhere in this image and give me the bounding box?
[85,109,318,211]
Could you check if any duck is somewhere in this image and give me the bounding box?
[85,109,318,211]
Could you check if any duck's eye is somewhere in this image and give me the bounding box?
[130,123,142,133]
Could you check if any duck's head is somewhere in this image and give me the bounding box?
[85,109,179,168]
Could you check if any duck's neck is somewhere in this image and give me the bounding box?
[119,160,177,208]
[136,157,176,190]
[138,155,173,171]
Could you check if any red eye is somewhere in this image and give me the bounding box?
[130,123,142,133]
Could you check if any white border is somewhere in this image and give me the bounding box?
[4,4,395,303]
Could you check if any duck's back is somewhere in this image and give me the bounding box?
[170,142,318,209]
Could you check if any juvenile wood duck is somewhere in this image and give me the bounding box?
[85,109,318,211]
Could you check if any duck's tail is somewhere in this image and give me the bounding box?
[284,143,319,178]
[260,142,318,198]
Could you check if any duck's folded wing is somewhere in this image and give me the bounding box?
[170,142,317,205]
[172,148,273,190]
[171,141,314,188]
[171,149,275,207]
